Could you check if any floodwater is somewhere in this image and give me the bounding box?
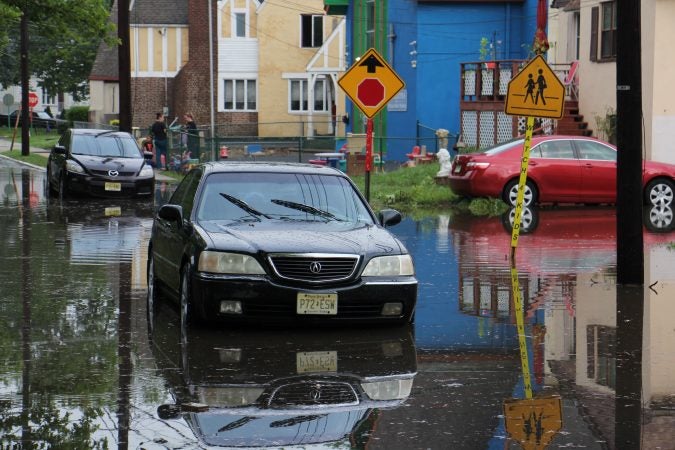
[0,164,674,449]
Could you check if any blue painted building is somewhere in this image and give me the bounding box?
[326,0,539,161]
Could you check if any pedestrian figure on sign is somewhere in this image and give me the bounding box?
[524,74,536,103]
[535,69,547,105]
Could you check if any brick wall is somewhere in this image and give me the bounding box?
[131,78,174,131]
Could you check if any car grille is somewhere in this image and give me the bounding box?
[90,169,137,177]
[267,381,358,408]
[268,254,359,283]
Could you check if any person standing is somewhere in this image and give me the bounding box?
[151,112,168,170]
[184,113,200,160]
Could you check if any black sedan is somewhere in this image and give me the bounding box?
[6,110,67,129]
[147,162,417,326]
[46,128,155,198]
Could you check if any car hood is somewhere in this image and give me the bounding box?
[198,220,406,255]
[72,154,146,173]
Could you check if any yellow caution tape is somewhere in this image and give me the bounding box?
[510,265,533,399]
[510,116,535,251]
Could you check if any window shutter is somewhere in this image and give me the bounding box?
[590,6,599,62]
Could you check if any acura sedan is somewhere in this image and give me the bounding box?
[46,128,155,198]
[147,162,417,326]
[448,135,675,207]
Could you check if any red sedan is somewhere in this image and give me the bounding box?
[448,135,675,207]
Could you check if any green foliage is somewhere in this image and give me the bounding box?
[467,197,509,216]
[109,119,119,126]
[479,37,490,61]
[65,106,90,123]
[0,0,115,99]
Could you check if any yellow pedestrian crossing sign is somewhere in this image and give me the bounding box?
[504,396,563,449]
[505,55,565,119]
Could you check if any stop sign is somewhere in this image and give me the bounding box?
[28,92,39,108]
[357,78,385,108]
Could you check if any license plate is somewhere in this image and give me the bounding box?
[296,351,337,373]
[104,206,121,216]
[453,164,462,174]
[297,293,337,315]
[105,182,121,192]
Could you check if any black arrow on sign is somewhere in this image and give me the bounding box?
[359,54,383,73]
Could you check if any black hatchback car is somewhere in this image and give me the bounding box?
[46,128,155,198]
[147,162,417,326]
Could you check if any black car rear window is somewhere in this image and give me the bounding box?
[72,134,142,158]
[197,172,374,224]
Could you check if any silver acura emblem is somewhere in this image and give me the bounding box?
[309,262,322,273]
[308,385,321,401]
[108,170,119,177]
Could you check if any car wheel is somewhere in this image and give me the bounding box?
[503,179,538,207]
[644,205,674,232]
[502,206,539,234]
[147,253,160,336]
[179,263,194,334]
[645,178,674,207]
[58,175,67,200]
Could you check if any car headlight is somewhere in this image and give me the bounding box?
[362,378,414,400]
[66,159,85,174]
[139,165,154,177]
[198,251,265,275]
[362,255,414,276]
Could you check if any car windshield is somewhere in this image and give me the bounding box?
[196,172,374,224]
[71,133,142,158]
[483,138,525,156]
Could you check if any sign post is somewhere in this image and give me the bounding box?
[338,48,404,201]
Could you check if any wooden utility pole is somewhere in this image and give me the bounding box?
[20,9,29,156]
[616,0,643,285]
[118,0,132,132]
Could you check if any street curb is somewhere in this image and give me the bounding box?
[0,151,46,171]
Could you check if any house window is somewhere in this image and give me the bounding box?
[290,80,308,111]
[590,2,616,62]
[301,15,323,48]
[224,79,256,111]
[600,2,617,59]
[41,91,55,106]
[289,78,329,112]
[234,12,246,38]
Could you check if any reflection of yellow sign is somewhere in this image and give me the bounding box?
[505,55,564,119]
[338,48,405,118]
[504,396,563,450]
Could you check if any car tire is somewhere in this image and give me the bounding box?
[502,206,539,234]
[503,179,538,207]
[45,168,56,198]
[644,205,674,232]
[645,178,674,207]
[179,263,194,334]
[58,175,67,200]
[147,253,160,336]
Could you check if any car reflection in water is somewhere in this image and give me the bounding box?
[452,204,675,321]
[148,303,417,448]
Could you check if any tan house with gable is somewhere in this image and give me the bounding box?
[549,0,675,165]
[90,0,346,140]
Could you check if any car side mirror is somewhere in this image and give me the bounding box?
[158,204,183,222]
[53,144,66,155]
[378,209,402,227]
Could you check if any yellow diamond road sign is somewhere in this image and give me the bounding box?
[503,396,563,450]
[338,48,405,118]
[505,55,565,119]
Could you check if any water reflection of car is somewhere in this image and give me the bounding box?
[452,205,675,275]
[46,128,155,199]
[149,305,417,448]
[147,162,417,326]
[448,136,675,207]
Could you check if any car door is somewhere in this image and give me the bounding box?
[529,139,582,203]
[153,169,202,293]
[574,140,617,203]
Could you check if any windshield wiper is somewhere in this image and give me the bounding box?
[270,199,341,221]
[220,193,271,220]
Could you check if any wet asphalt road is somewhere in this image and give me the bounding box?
[0,159,674,449]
